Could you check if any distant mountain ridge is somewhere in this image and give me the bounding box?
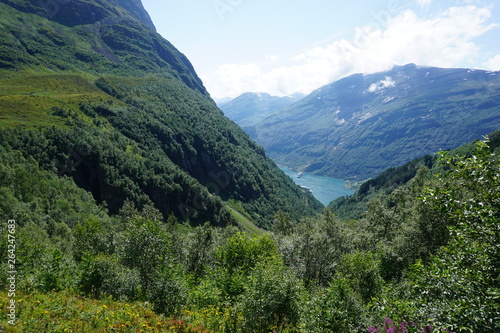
[252,64,500,180]
[219,92,305,136]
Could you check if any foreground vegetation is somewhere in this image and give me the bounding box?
[0,291,210,333]
[1,133,498,332]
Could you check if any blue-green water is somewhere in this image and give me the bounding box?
[279,166,354,206]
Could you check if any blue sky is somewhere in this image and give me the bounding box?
[142,0,500,99]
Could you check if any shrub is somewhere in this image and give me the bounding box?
[238,258,302,332]
[78,253,140,300]
[300,278,364,333]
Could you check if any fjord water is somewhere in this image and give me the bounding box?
[279,166,354,206]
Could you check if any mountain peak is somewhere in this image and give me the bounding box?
[0,0,208,95]
[5,0,156,30]
[116,0,156,30]
[392,63,418,70]
[220,92,305,130]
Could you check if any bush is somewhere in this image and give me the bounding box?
[78,253,140,300]
[238,258,302,332]
[148,265,188,315]
[300,278,364,333]
[336,252,383,303]
[213,232,279,300]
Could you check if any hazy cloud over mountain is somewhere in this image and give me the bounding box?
[204,5,497,98]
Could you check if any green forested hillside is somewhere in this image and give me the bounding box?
[328,153,437,220]
[330,129,500,221]
[0,0,322,227]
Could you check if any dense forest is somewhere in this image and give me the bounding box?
[1,131,499,332]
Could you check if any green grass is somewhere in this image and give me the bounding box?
[0,72,115,128]
[226,205,266,236]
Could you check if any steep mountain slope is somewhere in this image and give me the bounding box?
[0,0,322,227]
[219,92,304,136]
[253,64,500,180]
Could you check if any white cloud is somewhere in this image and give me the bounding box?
[416,0,432,8]
[367,77,396,93]
[206,5,496,98]
[485,54,500,70]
